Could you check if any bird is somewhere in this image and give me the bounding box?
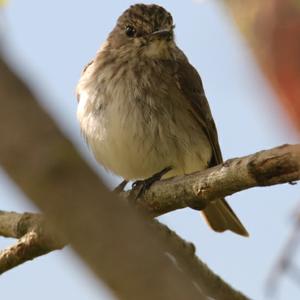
[76,3,248,237]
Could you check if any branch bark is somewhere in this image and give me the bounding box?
[123,144,300,216]
[0,211,64,273]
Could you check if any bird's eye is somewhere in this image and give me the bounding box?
[125,25,136,37]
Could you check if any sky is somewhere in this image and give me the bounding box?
[0,0,299,299]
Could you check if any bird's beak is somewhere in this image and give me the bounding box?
[151,29,173,41]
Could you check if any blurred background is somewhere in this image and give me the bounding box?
[0,0,299,299]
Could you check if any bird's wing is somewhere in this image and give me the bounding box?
[174,55,223,166]
[173,53,249,237]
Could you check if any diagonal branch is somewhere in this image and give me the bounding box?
[123,144,300,217]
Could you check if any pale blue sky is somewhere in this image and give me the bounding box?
[1,1,299,299]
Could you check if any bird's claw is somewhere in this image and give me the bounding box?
[132,166,172,200]
[113,180,128,193]
[289,181,298,186]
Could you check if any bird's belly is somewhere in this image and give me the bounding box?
[91,130,172,180]
[78,94,212,180]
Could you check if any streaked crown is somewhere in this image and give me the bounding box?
[117,4,173,36]
[107,4,174,48]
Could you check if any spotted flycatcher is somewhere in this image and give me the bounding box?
[76,4,248,236]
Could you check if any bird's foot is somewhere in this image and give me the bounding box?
[132,166,172,199]
[113,180,128,193]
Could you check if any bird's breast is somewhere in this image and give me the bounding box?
[77,60,212,180]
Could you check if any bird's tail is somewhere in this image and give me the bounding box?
[202,199,249,237]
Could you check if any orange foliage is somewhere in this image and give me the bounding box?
[225,0,300,133]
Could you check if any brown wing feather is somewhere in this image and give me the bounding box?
[174,56,222,166]
[174,54,248,237]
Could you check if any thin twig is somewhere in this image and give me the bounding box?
[266,209,300,296]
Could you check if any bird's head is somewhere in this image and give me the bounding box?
[106,4,176,59]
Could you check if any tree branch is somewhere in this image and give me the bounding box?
[124,144,300,217]
[0,211,64,273]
